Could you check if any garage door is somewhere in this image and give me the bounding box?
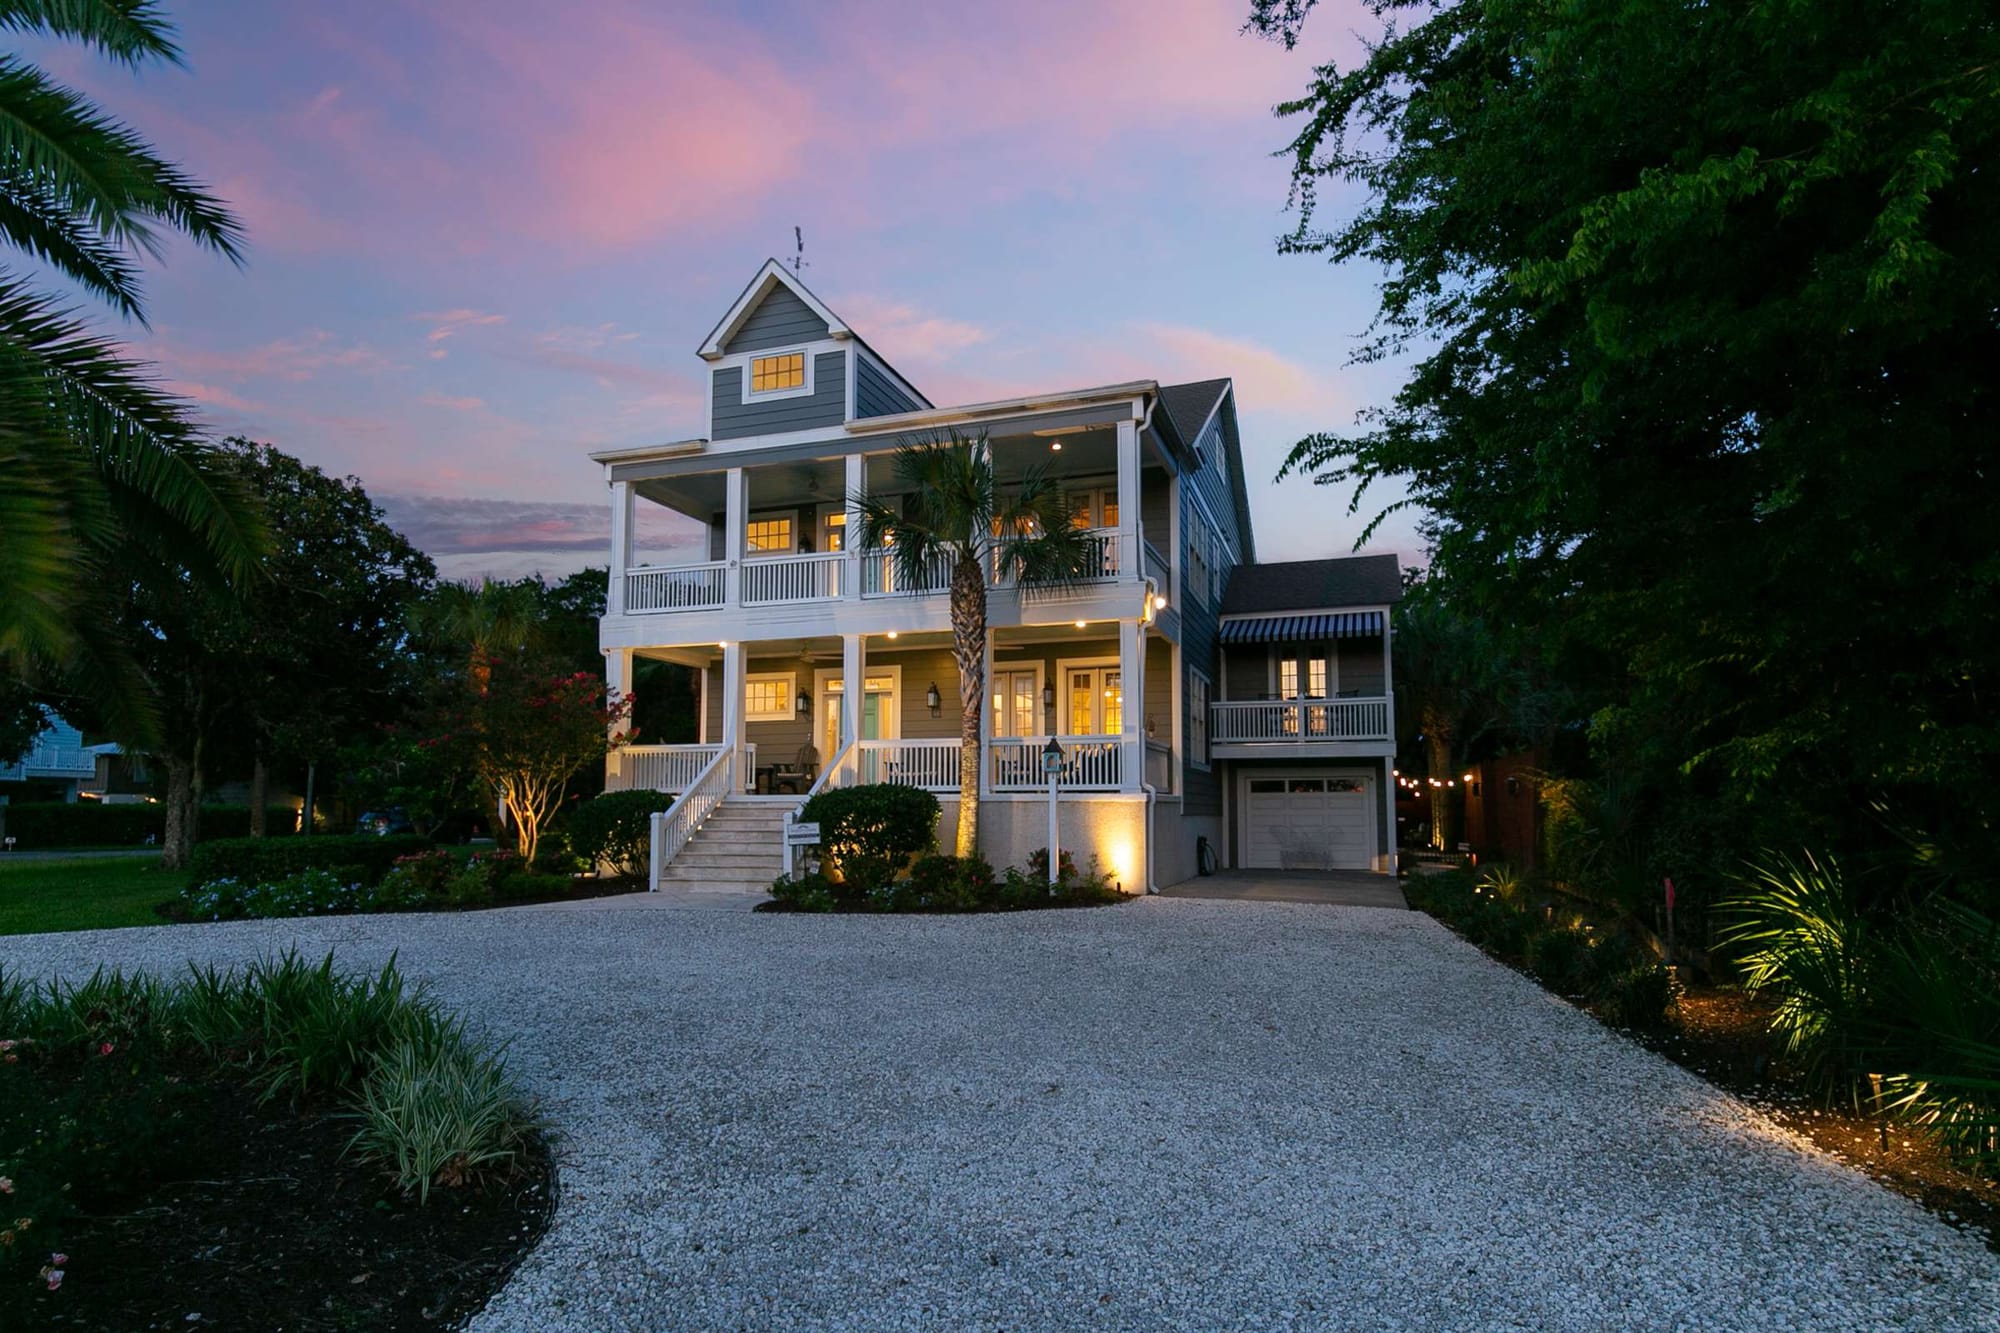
[1241,774,1374,870]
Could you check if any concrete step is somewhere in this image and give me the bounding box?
[672,854,783,872]
[657,870,777,889]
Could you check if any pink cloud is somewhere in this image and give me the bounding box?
[1131,323,1343,414]
[835,294,988,366]
[170,381,263,413]
[145,330,396,383]
[419,391,487,412]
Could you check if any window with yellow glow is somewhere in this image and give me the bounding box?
[744,673,795,721]
[745,515,793,552]
[750,352,805,392]
[822,511,846,551]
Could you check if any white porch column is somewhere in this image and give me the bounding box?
[840,633,866,750]
[979,630,996,796]
[1119,619,1144,791]
[607,480,633,615]
[604,647,634,789]
[719,640,747,789]
[1381,608,1396,737]
[1115,417,1140,581]
[843,453,864,600]
[723,466,747,608]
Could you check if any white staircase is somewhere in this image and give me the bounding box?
[653,798,787,894]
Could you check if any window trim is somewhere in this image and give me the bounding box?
[1188,668,1211,771]
[744,671,799,723]
[741,346,816,403]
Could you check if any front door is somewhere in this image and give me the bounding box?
[823,676,897,777]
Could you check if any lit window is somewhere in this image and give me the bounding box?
[823,511,846,552]
[1308,657,1328,698]
[750,352,804,393]
[745,515,793,552]
[745,673,796,721]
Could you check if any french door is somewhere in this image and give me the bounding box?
[1064,665,1123,736]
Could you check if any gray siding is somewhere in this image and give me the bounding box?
[712,351,847,440]
[1336,637,1387,695]
[721,285,829,355]
[854,354,924,419]
[1223,644,1268,700]
[1179,409,1247,815]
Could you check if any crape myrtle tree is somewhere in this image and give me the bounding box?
[0,0,263,741]
[853,430,1097,858]
[1252,0,2000,881]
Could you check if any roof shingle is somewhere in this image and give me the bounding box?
[1219,553,1403,615]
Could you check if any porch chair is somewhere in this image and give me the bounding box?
[769,742,821,796]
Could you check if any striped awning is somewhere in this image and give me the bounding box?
[1217,611,1385,644]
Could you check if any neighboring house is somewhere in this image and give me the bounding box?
[0,708,123,803]
[594,260,1399,892]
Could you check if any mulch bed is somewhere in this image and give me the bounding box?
[25,1074,554,1330]
[1633,985,2000,1255]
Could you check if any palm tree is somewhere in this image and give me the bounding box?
[412,580,546,692]
[0,1,261,741]
[853,430,1097,857]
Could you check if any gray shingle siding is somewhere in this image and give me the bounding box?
[721,286,830,355]
[711,351,847,440]
[854,354,923,419]
[1179,409,1248,815]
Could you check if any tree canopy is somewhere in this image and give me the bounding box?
[1259,0,2000,873]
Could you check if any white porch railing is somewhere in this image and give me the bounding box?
[855,738,959,790]
[616,744,721,792]
[741,551,843,605]
[860,548,953,597]
[648,745,735,890]
[1210,697,1393,743]
[989,735,1128,791]
[626,562,726,613]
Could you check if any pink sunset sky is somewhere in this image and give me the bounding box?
[32,0,1418,580]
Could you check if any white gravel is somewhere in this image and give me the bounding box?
[5,897,1996,1331]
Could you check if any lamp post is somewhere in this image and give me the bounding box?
[1042,736,1064,887]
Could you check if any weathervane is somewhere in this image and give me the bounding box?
[790,226,808,274]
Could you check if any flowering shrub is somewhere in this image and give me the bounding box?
[178,849,569,922]
[180,868,369,921]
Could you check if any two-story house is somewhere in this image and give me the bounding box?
[593,260,1400,894]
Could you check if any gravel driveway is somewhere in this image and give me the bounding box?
[7,898,1997,1331]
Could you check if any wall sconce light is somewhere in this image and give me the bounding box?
[1042,681,1056,709]
[1152,593,1168,611]
[796,687,812,715]
[926,682,941,717]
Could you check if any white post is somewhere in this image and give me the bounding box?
[979,630,996,796]
[1119,618,1144,791]
[723,466,747,608]
[608,480,633,615]
[720,639,746,790]
[840,633,865,750]
[649,810,664,892]
[1047,768,1059,887]
[605,647,634,790]
[844,453,864,600]
[1115,417,1140,580]
[1382,754,1398,877]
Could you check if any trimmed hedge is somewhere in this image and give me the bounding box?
[0,802,298,849]
[188,834,430,887]
[799,783,939,891]
[568,789,674,876]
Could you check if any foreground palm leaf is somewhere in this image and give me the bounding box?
[852,430,1095,856]
[0,0,261,743]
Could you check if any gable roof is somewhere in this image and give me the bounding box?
[698,259,850,360]
[1220,553,1403,615]
[1156,378,1257,564]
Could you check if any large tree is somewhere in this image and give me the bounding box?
[125,440,434,865]
[853,431,1096,858]
[0,1,262,740]
[1255,0,2000,870]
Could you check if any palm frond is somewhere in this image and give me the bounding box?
[0,276,266,583]
[0,1,182,66]
[0,58,243,274]
[0,179,144,313]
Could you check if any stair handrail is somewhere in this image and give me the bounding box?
[780,739,855,878]
[648,744,735,891]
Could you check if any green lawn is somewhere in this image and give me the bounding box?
[0,854,187,935]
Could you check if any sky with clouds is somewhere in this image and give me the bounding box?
[29,0,1419,581]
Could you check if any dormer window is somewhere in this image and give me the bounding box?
[750,351,805,394]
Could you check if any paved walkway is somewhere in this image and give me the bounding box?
[1159,868,1409,909]
[6,901,1995,1331]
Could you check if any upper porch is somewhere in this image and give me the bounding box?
[596,387,1179,649]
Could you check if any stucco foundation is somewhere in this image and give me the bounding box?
[937,794,1149,893]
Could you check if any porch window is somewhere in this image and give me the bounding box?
[992,668,1040,738]
[745,513,794,553]
[1065,666,1121,735]
[749,351,805,393]
[822,510,846,552]
[745,672,796,721]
